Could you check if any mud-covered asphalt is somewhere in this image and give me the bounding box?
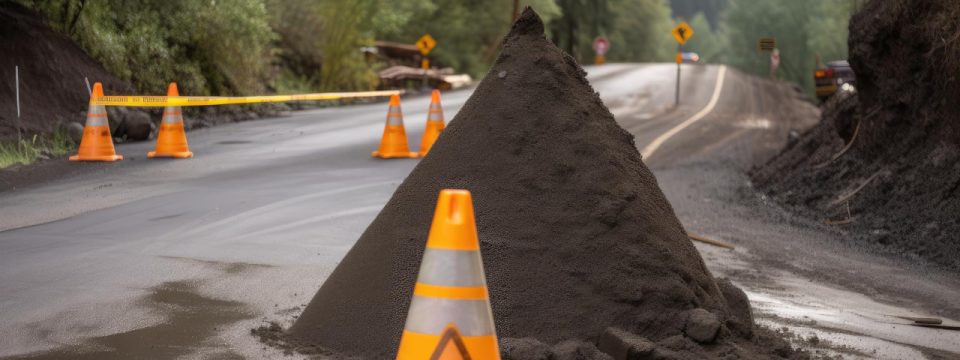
[1,64,958,359]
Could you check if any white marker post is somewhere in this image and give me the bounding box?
[15,66,22,143]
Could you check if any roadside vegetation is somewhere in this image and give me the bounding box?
[15,0,862,99]
[14,0,674,96]
[0,131,74,168]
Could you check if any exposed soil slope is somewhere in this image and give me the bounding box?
[0,2,132,138]
[753,0,960,270]
[288,8,802,360]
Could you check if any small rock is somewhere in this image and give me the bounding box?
[552,340,613,360]
[106,107,128,133]
[597,327,656,360]
[684,309,721,343]
[597,327,657,360]
[121,110,155,141]
[500,337,551,360]
[717,278,753,337]
[498,70,508,78]
[63,122,84,144]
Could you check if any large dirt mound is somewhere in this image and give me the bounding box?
[0,2,132,139]
[289,8,799,360]
[753,0,960,270]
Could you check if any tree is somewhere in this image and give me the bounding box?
[548,0,673,64]
[381,0,561,77]
[720,0,861,96]
[683,13,723,63]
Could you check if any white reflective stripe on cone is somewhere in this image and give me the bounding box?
[162,106,182,124]
[387,114,404,126]
[428,112,444,121]
[416,249,486,287]
[404,296,496,336]
[86,105,109,126]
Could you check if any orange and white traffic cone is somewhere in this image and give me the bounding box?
[148,83,193,158]
[418,90,446,157]
[69,82,123,162]
[372,95,419,159]
[395,189,500,360]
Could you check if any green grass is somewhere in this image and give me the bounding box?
[0,130,76,168]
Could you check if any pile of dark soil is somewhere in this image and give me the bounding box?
[752,0,960,271]
[0,2,132,139]
[285,8,803,360]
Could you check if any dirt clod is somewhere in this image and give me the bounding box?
[597,327,656,360]
[684,309,721,343]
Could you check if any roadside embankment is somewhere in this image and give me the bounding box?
[752,0,960,271]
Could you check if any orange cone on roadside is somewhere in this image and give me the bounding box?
[148,83,193,158]
[372,95,419,159]
[418,90,446,157]
[395,190,500,360]
[69,82,123,162]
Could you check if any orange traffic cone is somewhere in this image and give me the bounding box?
[148,83,193,158]
[395,190,500,360]
[69,82,123,162]
[418,90,446,157]
[372,95,419,159]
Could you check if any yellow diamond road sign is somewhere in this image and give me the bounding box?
[416,34,437,55]
[672,22,694,45]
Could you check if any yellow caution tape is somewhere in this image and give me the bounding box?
[92,90,402,107]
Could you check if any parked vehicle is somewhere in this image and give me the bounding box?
[814,60,856,102]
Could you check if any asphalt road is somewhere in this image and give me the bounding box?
[1,63,958,359]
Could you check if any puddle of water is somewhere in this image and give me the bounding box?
[737,116,772,129]
[744,276,960,359]
[695,244,960,359]
[4,281,252,360]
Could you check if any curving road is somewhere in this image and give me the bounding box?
[1,63,958,359]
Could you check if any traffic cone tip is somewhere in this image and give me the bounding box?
[167,82,179,96]
[426,190,480,251]
[91,82,104,99]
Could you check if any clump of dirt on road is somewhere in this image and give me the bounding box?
[752,0,960,271]
[285,8,804,360]
[0,2,133,139]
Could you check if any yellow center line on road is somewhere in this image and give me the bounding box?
[640,65,727,159]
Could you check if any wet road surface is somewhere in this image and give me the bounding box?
[1,63,958,359]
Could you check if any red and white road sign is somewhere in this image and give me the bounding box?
[593,36,610,56]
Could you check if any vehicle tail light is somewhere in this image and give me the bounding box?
[815,69,835,78]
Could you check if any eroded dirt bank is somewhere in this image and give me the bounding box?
[752,0,960,271]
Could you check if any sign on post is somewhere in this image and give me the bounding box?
[417,34,436,70]
[416,34,437,55]
[672,22,694,45]
[593,36,610,65]
[758,37,776,52]
[671,22,694,107]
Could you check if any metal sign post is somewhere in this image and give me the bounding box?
[675,45,682,107]
[671,22,694,108]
